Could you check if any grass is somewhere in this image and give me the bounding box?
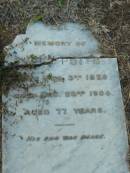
[57,0,65,7]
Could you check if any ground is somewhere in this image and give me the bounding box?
[0,0,130,170]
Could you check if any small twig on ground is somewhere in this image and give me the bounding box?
[67,0,70,11]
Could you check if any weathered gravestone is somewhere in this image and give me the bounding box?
[2,23,129,173]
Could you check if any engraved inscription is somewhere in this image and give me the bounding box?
[3,58,129,173]
[34,41,86,47]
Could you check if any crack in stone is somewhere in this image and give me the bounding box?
[1,56,103,71]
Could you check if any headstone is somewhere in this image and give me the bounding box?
[2,23,129,173]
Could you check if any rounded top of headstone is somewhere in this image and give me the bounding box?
[4,22,101,65]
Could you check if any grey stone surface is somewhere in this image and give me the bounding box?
[4,22,100,65]
[2,23,129,173]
